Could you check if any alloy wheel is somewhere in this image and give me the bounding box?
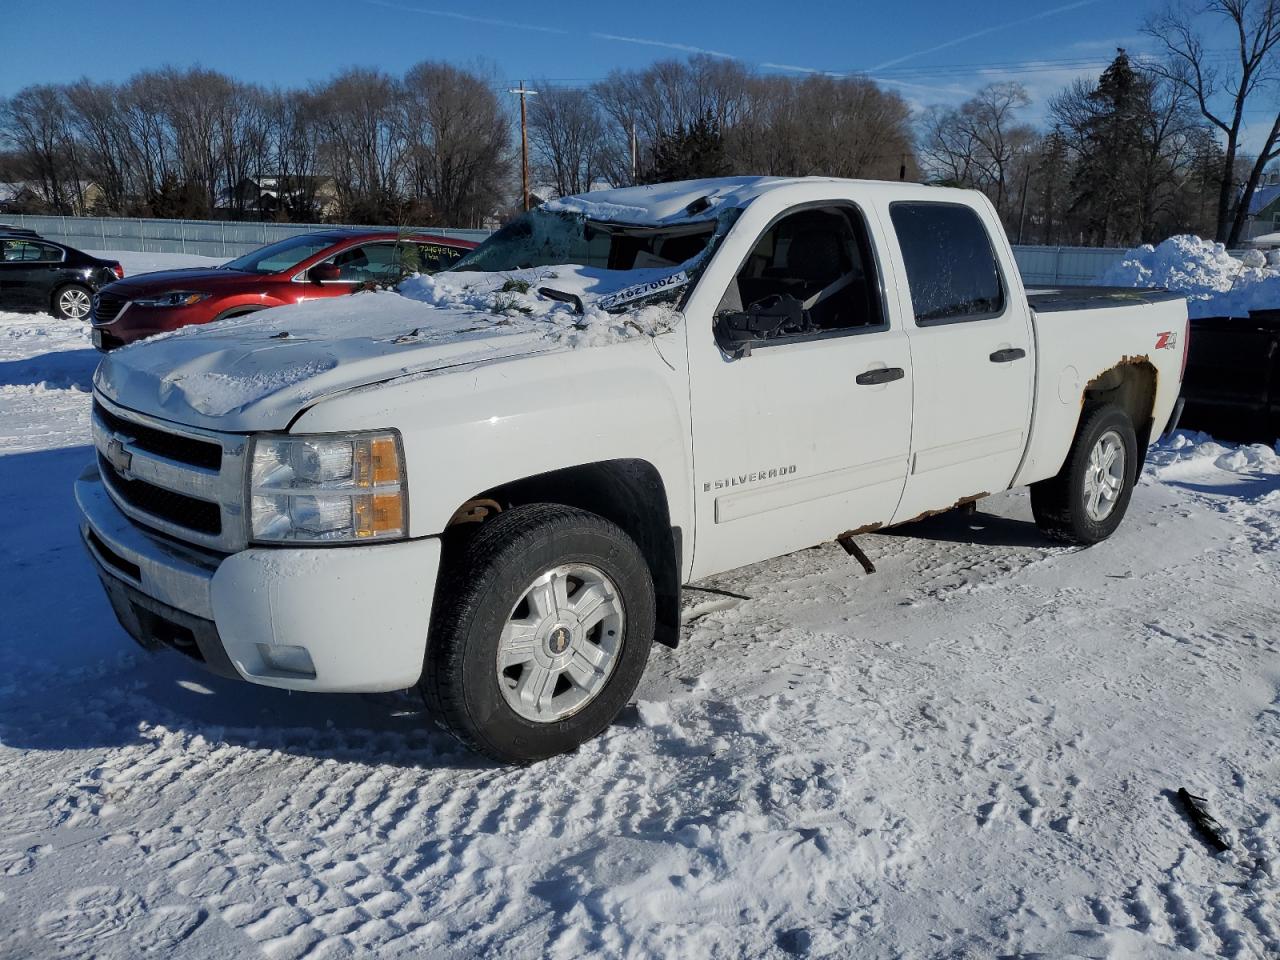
[495,563,624,723]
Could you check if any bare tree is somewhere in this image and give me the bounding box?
[1145,0,1280,244]
[528,84,606,198]
[0,85,83,213]
[119,71,179,210]
[920,83,1035,223]
[312,68,403,222]
[594,60,916,187]
[593,56,754,182]
[64,80,133,214]
[400,62,511,226]
[267,89,323,221]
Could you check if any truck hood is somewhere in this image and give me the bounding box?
[94,266,682,432]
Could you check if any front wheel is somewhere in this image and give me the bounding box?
[1030,403,1138,545]
[52,284,92,321]
[421,504,655,763]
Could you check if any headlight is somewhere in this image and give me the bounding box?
[249,432,407,543]
[133,290,211,308]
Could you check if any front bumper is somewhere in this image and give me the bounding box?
[76,464,441,692]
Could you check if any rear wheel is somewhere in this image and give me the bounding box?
[52,284,92,321]
[421,504,655,763]
[1030,403,1138,545]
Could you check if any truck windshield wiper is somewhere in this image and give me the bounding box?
[537,286,585,314]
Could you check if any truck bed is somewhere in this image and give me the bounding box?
[1026,286,1185,313]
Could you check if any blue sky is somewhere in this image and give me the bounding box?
[2,0,1269,143]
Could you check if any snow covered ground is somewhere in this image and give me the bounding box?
[0,255,1277,959]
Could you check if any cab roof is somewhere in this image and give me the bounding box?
[541,175,951,227]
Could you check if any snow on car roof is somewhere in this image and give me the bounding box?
[543,176,857,225]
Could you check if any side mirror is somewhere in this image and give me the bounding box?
[308,263,341,284]
[714,295,807,358]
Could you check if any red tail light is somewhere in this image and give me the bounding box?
[111,262,124,280]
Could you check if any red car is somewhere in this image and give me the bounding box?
[90,229,477,350]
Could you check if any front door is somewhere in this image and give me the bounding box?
[687,200,914,580]
[882,200,1035,524]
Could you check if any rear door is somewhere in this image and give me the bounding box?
[0,240,22,309]
[686,198,914,578]
[1,239,64,309]
[883,200,1034,523]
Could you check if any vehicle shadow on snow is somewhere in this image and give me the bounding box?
[884,505,1054,549]
[0,348,99,391]
[0,444,496,772]
[1161,473,1280,503]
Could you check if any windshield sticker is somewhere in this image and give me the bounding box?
[593,271,690,311]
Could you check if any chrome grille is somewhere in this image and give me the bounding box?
[92,393,250,552]
[93,399,221,470]
[97,453,222,535]
[91,292,128,326]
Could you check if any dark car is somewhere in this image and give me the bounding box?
[90,229,477,350]
[0,235,123,320]
[0,224,41,238]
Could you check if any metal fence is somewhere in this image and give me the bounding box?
[8,213,1144,285]
[2,214,491,259]
[1010,245,1131,286]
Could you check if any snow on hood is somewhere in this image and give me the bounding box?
[1098,235,1280,319]
[94,266,682,431]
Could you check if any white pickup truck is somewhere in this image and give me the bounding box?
[77,177,1188,762]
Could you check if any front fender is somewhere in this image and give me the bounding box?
[289,335,694,544]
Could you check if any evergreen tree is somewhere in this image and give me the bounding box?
[1067,50,1149,245]
[640,111,730,184]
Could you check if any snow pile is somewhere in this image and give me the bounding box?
[1148,430,1280,479]
[1099,234,1280,318]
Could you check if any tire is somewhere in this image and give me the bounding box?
[422,504,656,763]
[1030,403,1138,545]
[52,284,92,321]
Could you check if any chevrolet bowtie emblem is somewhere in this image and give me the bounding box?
[104,436,133,475]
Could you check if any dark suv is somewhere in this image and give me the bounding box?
[0,235,123,319]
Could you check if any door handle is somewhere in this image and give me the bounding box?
[855,366,905,386]
[989,348,1026,363]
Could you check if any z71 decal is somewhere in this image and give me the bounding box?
[1155,330,1178,350]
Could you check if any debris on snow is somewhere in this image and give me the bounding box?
[1175,787,1232,853]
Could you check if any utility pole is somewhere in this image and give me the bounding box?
[508,81,538,210]
[630,121,638,183]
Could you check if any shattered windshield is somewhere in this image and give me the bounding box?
[449,207,739,312]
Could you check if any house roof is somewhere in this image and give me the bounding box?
[1248,183,1280,216]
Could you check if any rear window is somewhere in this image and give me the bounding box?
[415,242,466,274]
[889,202,1004,324]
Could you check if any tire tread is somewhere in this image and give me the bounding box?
[422,504,650,762]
